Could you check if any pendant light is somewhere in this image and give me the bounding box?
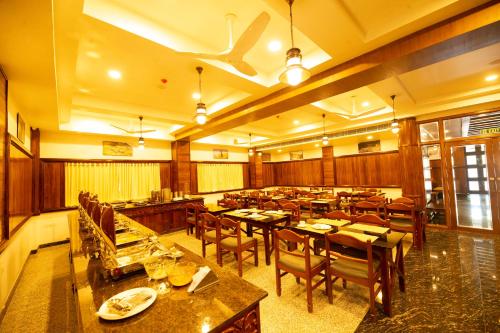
[390,95,400,134]
[195,66,207,125]
[279,0,311,86]
[321,113,329,145]
[138,116,145,150]
[248,133,254,156]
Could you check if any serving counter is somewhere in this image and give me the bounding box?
[68,211,267,332]
[114,197,204,234]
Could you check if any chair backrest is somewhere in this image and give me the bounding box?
[278,199,293,207]
[352,213,389,227]
[281,202,300,222]
[91,202,102,226]
[200,212,219,233]
[185,202,197,216]
[100,206,115,245]
[354,201,381,215]
[274,229,312,270]
[224,199,239,209]
[367,195,386,203]
[325,233,375,279]
[86,200,98,217]
[298,199,312,209]
[217,217,242,247]
[263,200,278,210]
[305,192,317,199]
[385,203,415,221]
[391,197,415,206]
[358,191,374,198]
[336,191,351,201]
[323,211,352,223]
[321,193,336,200]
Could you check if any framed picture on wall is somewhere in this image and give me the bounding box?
[213,149,228,159]
[261,152,271,162]
[289,151,303,160]
[16,113,25,143]
[103,141,133,156]
[358,140,381,153]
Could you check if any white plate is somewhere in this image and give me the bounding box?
[311,224,332,230]
[297,224,307,228]
[97,287,157,321]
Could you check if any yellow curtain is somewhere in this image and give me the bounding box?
[65,162,161,206]
[197,163,244,193]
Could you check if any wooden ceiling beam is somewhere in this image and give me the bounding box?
[174,2,500,141]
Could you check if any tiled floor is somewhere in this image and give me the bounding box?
[356,230,500,332]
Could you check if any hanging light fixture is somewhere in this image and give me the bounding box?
[194,66,207,125]
[248,133,254,156]
[279,0,311,86]
[390,94,400,134]
[138,115,145,150]
[321,113,329,146]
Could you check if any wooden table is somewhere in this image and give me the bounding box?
[293,198,337,213]
[68,212,267,332]
[204,203,235,215]
[287,220,406,317]
[223,210,291,265]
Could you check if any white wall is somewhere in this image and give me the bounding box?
[0,211,71,313]
[190,142,248,162]
[40,130,171,160]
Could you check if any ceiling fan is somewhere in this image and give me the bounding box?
[329,96,386,120]
[111,116,156,134]
[177,12,271,76]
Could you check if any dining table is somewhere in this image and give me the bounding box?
[222,209,291,265]
[292,198,338,213]
[287,219,406,317]
[204,203,235,216]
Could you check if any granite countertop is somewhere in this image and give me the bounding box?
[113,197,204,210]
[68,212,267,333]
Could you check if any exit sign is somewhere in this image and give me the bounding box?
[480,128,500,135]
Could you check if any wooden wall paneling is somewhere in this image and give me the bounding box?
[0,68,7,244]
[249,154,256,188]
[190,162,198,194]
[322,146,334,186]
[379,152,402,186]
[262,162,274,186]
[171,140,191,193]
[31,128,40,215]
[242,163,250,189]
[41,161,65,211]
[8,139,33,235]
[399,118,426,208]
[159,162,171,190]
[255,154,263,188]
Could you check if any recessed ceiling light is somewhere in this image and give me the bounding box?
[361,101,370,107]
[108,69,122,80]
[277,149,282,153]
[293,120,300,125]
[192,92,201,99]
[367,135,373,140]
[268,40,282,52]
[485,74,498,82]
[314,143,320,147]
[78,88,90,94]
[86,51,101,59]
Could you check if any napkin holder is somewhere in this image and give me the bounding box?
[190,270,219,294]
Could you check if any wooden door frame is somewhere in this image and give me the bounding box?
[443,137,499,234]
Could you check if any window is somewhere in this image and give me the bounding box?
[419,122,439,142]
[467,168,478,178]
[444,111,500,139]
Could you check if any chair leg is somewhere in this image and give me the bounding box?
[325,269,333,304]
[202,240,206,258]
[275,268,282,296]
[306,278,313,313]
[342,279,347,289]
[237,251,243,277]
[296,277,300,284]
[254,241,258,267]
[369,285,376,315]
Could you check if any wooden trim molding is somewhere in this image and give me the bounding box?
[40,158,171,163]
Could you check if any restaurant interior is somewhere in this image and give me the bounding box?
[0,0,499,332]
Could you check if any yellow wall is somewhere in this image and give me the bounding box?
[40,130,171,160]
[7,94,31,151]
[190,142,248,162]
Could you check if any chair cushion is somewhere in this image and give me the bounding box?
[203,230,217,242]
[278,252,326,273]
[220,236,255,250]
[330,258,380,279]
[186,217,196,223]
[390,218,414,230]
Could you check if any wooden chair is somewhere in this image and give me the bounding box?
[385,203,421,248]
[298,199,314,219]
[352,214,389,227]
[262,200,278,210]
[185,203,198,236]
[91,202,102,227]
[280,202,300,224]
[258,195,272,209]
[248,191,261,207]
[199,213,220,262]
[217,217,258,277]
[218,199,239,209]
[277,199,293,207]
[274,229,328,313]
[323,211,352,223]
[354,201,382,216]
[325,233,383,314]
[336,191,352,212]
[367,195,387,204]
[391,197,415,205]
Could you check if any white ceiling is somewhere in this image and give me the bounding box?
[0,0,498,147]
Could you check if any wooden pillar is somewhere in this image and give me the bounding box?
[398,118,426,208]
[322,146,334,186]
[171,140,191,194]
[249,152,263,189]
[31,128,40,215]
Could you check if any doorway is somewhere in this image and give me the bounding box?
[446,139,500,233]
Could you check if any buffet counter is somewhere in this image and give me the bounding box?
[68,211,267,332]
[114,197,204,234]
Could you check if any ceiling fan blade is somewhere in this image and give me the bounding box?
[355,106,387,117]
[230,12,270,59]
[231,60,258,76]
[141,129,156,133]
[110,124,132,133]
[176,51,225,60]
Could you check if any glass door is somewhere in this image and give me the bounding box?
[448,140,499,232]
